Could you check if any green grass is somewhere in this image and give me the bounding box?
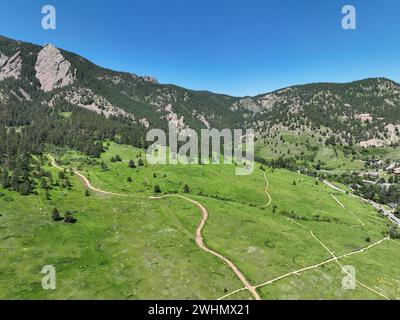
[1,141,399,299]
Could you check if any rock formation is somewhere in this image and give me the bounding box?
[0,51,22,81]
[35,44,75,92]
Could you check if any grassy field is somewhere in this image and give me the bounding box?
[1,141,399,300]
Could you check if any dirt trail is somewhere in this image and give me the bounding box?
[220,172,391,300]
[285,218,390,300]
[263,171,272,207]
[150,194,261,300]
[49,155,260,300]
[48,155,127,197]
[330,194,365,227]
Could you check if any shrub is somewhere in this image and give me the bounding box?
[128,160,136,168]
[183,184,190,193]
[389,226,400,239]
[51,208,62,221]
[154,185,161,193]
[64,211,77,224]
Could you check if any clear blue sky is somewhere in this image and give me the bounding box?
[1,0,400,96]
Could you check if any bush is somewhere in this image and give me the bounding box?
[64,211,77,224]
[3,196,13,202]
[51,208,62,221]
[128,160,136,168]
[154,185,161,193]
[127,177,133,182]
[389,226,400,239]
[84,189,90,197]
[183,184,190,193]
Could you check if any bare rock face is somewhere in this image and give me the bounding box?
[142,75,158,84]
[0,51,22,81]
[35,44,75,92]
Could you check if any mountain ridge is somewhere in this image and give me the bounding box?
[0,34,399,149]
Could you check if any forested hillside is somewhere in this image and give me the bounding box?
[1,34,400,196]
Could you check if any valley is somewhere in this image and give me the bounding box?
[0,34,399,301]
[1,142,399,300]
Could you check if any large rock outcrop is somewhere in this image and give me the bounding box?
[0,51,22,81]
[35,44,75,92]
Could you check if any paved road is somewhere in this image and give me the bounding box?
[323,180,400,226]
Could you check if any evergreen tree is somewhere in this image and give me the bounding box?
[51,208,61,221]
[1,169,10,188]
[128,160,136,168]
[183,184,190,193]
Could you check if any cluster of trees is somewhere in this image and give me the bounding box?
[0,95,149,198]
[128,159,144,168]
[51,208,77,224]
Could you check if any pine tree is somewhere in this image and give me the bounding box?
[183,184,190,193]
[64,211,77,224]
[51,208,61,221]
[1,169,10,188]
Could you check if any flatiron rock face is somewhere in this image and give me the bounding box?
[35,44,75,92]
[0,51,22,81]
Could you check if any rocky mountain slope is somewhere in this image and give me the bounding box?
[0,34,399,148]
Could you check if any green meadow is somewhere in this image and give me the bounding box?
[1,142,399,300]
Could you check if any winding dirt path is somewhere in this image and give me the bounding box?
[220,171,391,300]
[48,155,127,197]
[263,171,272,207]
[220,227,391,300]
[150,194,261,300]
[48,155,260,300]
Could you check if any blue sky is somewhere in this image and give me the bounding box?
[1,0,400,96]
